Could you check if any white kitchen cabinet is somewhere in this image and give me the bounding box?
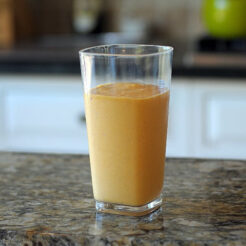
[0,75,88,154]
[191,79,246,159]
[0,75,246,160]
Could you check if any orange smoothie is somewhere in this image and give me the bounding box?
[85,82,169,206]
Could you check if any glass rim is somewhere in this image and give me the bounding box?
[79,44,173,58]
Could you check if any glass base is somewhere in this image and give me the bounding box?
[95,197,162,216]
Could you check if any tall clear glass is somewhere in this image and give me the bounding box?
[79,44,173,216]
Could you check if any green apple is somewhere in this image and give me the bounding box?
[203,0,246,38]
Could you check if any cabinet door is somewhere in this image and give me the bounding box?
[192,79,246,160]
[0,75,88,154]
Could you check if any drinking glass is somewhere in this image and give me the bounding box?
[79,44,173,216]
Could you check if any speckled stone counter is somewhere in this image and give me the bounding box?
[0,152,245,246]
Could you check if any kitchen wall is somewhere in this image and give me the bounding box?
[7,0,205,42]
[114,0,205,41]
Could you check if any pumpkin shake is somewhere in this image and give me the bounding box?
[85,82,169,207]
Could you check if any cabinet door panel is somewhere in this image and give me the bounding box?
[0,76,88,154]
[206,96,246,143]
[193,79,246,159]
[6,93,84,134]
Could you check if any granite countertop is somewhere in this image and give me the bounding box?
[0,152,245,245]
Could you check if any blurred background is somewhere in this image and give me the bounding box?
[0,0,246,159]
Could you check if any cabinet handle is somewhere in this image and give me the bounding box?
[79,113,86,124]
